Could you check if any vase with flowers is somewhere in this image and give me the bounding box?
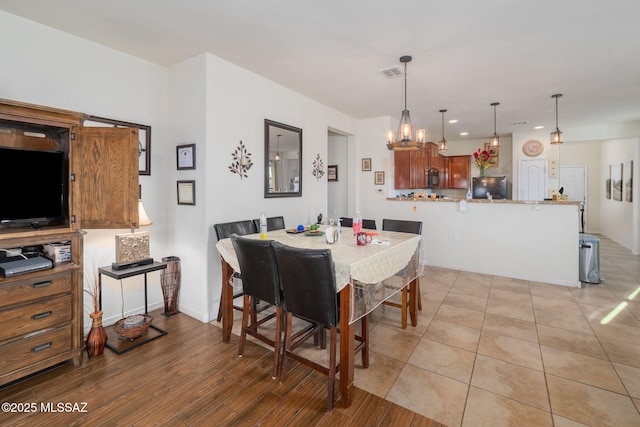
[472,148,494,177]
[84,264,107,357]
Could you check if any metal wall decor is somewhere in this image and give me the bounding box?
[229,140,253,179]
[312,153,325,180]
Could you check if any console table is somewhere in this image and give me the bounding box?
[98,261,168,353]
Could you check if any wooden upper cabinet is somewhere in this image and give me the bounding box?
[393,149,427,189]
[447,155,471,189]
[70,127,139,229]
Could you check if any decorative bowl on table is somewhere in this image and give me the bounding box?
[113,314,152,340]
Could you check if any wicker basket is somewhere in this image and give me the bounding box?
[112,314,153,340]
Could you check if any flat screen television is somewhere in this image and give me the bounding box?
[0,147,67,228]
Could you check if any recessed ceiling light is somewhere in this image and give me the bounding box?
[448,119,458,124]
[534,125,544,129]
[459,132,468,136]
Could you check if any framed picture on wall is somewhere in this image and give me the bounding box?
[177,180,196,205]
[177,143,196,170]
[612,163,623,201]
[606,165,611,199]
[328,165,338,182]
[625,160,633,202]
[362,158,371,171]
[374,171,385,185]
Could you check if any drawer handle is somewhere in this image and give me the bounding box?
[32,311,53,320]
[32,281,52,289]
[31,342,52,352]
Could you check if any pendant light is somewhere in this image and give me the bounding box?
[386,55,426,151]
[489,102,500,148]
[274,134,281,161]
[550,94,563,145]
[438,109,448,152]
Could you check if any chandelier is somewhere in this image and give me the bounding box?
[386,55,426,151]
[551,94,563,144]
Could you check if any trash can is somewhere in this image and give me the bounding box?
[579,234,601,284]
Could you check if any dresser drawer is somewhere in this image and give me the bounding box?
[0,272,72,307]
[0,325,72,373]
[0,295,72,342]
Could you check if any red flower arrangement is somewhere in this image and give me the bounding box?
[472,148,494,170]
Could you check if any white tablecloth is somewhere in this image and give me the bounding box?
[215,227,423,323]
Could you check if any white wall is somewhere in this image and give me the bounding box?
[598,137,639,251]
[0,11,170,328]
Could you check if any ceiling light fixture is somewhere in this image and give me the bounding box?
[551,94,563,144]
[274,134,281,161]
[438,109,448,152]
[489,102,500,148]
[386,55,426,151]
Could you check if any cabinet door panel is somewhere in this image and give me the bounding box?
[448,155,471,189]
[394,151,412,189]
[70,127,139,229]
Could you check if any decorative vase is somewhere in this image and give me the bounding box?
[479,166,485,177]
[86,311,108,357]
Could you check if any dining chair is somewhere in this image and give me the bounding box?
[339,217,377,230]
[272,242,368,411]
[214,220,258,322]
[252,216,285,232]
[230,234,283,378]
[381,219,423,329]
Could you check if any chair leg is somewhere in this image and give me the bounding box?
[327,326,337,411]
[279,312,293,383]
[216,294,223,322]
[417,278,422,311]
[238,294,251,356]
[272,306,282,379]
[361,315,369,368]
[401,287,408,329]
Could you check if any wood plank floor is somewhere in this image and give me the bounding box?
[0,310,443,426]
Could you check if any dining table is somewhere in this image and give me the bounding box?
[215,226,423,408]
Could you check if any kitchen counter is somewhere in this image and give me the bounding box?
[365,198,581,287]
[387,197,581,205]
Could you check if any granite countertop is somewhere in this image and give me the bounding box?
[387,197,581,205]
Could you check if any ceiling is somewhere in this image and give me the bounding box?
[2,0,640,141]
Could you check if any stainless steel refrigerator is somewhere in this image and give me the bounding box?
[472,176,507,199]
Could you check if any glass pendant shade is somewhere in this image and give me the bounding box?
[489,102,500,148]
[386,55,425,151]
[550,94,563,145]
[438,109,448,151]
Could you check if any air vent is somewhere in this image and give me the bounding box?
[378,66,403,79]
[512,121,529,126]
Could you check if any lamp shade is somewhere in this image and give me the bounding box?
[138,199,152,226]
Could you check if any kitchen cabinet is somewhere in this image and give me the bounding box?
[0,98,139,385]
[393,149,427,189]
[447,155,471,189]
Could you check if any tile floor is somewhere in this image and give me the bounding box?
[224,235,640,426]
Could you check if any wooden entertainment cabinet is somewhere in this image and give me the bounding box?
[0,99,140,386]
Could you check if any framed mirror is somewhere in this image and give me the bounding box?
[264,119,302,198]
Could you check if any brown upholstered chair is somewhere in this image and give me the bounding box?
[381,219,423,329]
[272,242,367,411]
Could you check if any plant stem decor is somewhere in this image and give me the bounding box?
[229,140,253,179]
